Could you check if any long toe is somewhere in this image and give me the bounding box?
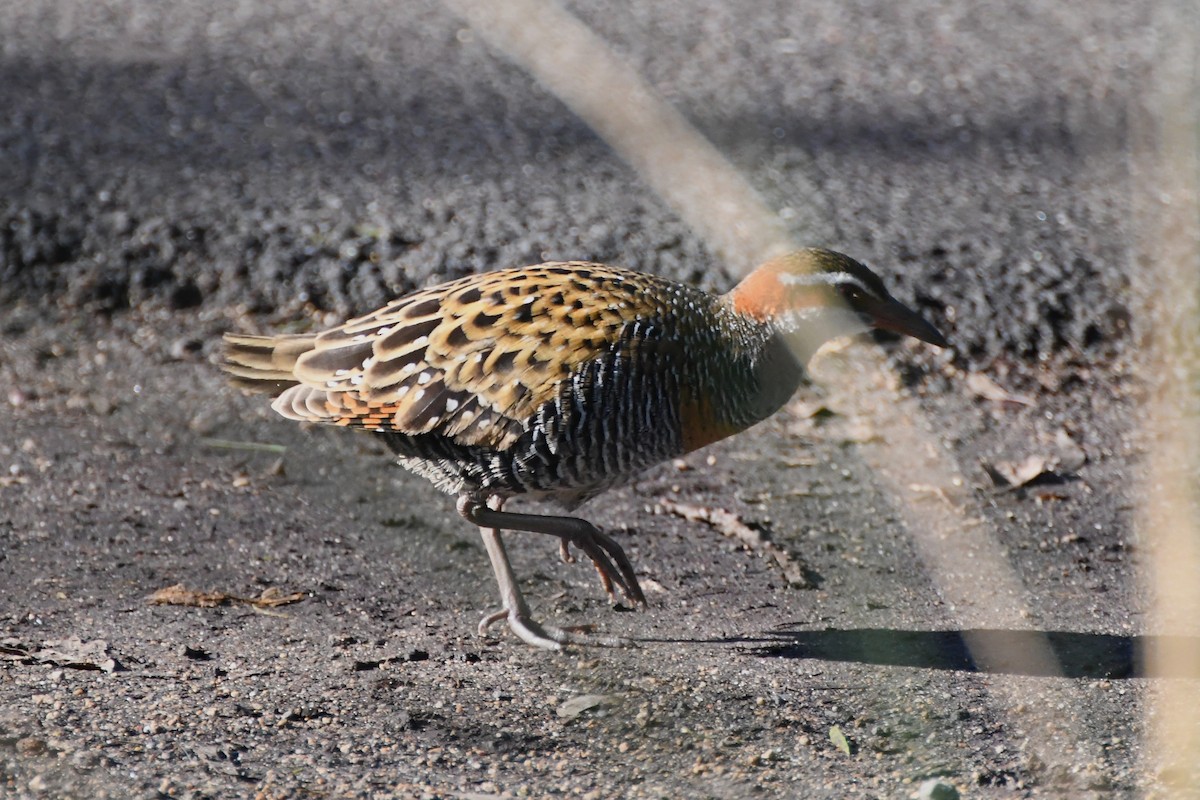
[567,531,646,608]
[478,608,511,636]
[588,529,647,606]
[478,608,635,649]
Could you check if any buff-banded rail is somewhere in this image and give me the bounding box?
[222,248,948,649]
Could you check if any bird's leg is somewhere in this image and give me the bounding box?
[474,525,566,650]
[459,495,631,649]
[459,499,646,608]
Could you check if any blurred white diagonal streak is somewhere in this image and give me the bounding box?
[1133,0,1200,792]
[812,351,1098,770]
[440,0,794,275]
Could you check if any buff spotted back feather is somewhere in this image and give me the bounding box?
[223,262,711,451]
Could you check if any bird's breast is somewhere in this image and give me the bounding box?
[676,330,805,454]
[677,390,747,453]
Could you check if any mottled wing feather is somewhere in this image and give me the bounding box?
[274,263,684,450]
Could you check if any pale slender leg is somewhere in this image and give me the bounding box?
[458,499,646,607]
[475,526,570,650]
[460,495,635,649]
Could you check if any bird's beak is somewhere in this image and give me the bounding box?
[870,296,950,348]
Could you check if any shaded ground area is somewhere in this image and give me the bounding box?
[0,1,1185,797]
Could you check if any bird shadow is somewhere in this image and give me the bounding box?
[647,627,1200,680]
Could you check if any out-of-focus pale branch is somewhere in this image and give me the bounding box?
[1133,0,1200,791]
[441,0,796,275]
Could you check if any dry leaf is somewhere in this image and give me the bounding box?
[829,725,853,755]
[1054,428,1087,472]
[557,694,621,719]
[984,429,1086,491]
[149,584,304,609]
[251,587,305,607]
[1,637,120,672]
[150,584,229,607]
[659,498,815,588]
[36,638,119,672]
[984,455,1056,488]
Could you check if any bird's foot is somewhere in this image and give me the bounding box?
[457,498,647,609]
[558,528,647,609]
[478,607,633,650]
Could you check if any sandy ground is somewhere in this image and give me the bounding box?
[1,1,1195,798]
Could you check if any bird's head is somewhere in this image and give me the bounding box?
[727,248,948,363]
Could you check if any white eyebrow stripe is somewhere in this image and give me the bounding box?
[776,271,867,289]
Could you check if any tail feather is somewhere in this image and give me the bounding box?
[221,332,319,395]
